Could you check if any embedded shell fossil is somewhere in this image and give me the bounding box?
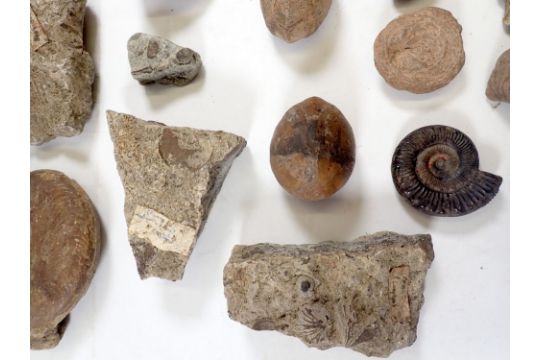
[374,7,465,94]
[391,126,502,217]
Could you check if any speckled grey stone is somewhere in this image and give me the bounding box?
[107,111,246,281]
[30,0,95,145]
[127,33,202,86]
[224,232,434,357]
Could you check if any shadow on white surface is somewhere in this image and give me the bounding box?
[271,0,340,74]
[144,0,213,34]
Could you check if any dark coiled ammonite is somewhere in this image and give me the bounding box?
[391,126,502,216]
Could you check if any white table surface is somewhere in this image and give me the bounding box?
[30,0,510,359]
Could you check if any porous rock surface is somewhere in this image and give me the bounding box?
[31,170,101,349]
[127,33,202,86]
[107,111,246,281]
[224,232,434,357]
[374,7,465,94]
[486,49,510,103]
[30,0,95,145]
[260,0,333,43]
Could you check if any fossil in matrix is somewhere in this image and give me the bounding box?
[30,0,95,145]
[486,49,510,103]
[224,232,434,357]
[107,111,246,281]
[31,170,101,349]
[127,33,202,86]
[374,7,465,94]
[260,0,333,43]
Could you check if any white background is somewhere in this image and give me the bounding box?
[30,0,509,359]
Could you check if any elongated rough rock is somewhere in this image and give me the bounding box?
[260,0,333,43]
[486,49,510,103]
[31,170,101,349]
[107,111,246,281]
[224,232,434,357]
[30,0,95,145]
[128,33,202,86]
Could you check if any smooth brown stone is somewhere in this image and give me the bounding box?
[31,170,101,349]
[270,97,355,201]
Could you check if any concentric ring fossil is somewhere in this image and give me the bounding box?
[374,7,465,94]
[270,97,355,201]
[31,170,101,349]
[486,49,510,103]
[260,0,333,43]
[391,126,502,216]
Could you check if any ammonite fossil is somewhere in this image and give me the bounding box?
[31,170,101,349]
[260,0,333,43]
[374,7,465,94]
[270,97,355,201]
[486,49,510,103]
[391,126,502,216]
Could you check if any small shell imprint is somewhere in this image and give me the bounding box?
[374,7,465,94]
[391,126,502,216]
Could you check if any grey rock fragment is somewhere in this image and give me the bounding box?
[127,33,202,86]
[224,232,434,357]
[30,0,95,145]
[107,111,246,281]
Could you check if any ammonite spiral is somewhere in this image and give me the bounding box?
[391,126,502,216]
[374,7,465,94]
[31,170,101,349]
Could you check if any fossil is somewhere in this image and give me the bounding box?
[31,170,101,349]
[107,111,246,281]
[270,97,355,201]
[224,231,434,357]
[391,125,503,216]
[127,33,202,86]
[504,0,510,26]
[486,49,510,103]
[374,7,465,94]
[260,0,333,43]
[30,0,95,145]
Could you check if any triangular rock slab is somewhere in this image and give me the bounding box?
[223,232,434,357]
[107,111,246,281]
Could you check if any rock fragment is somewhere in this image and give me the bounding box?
[107,111,246,281]
[486,49,510,103]
[224,232,434,357]
[127,33,202,86]
[374,7,465,94]
[503,0,510,26]
[31,170,101,349]
[30,0,95,145]
[260,0,333,43]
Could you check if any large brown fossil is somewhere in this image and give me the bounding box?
[30,0,95,145]
[391,125,503,216]
[31,170,101,349]
[486,49,510,103]
[260,0,333,43]
[270,97,355,201]
[374,7,465,94]
[224,232,434,357]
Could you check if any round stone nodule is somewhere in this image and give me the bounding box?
[270,97,355,201]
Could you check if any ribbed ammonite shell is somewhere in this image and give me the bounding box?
[31,170,101,349]
[391,126,502,216]
[486,49,510,103]
[270,97,355,201]
[374,7,465,94]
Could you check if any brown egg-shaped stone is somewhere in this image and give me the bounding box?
[31,170,101,349]
[270,97,355,201]
[486,49,510,103]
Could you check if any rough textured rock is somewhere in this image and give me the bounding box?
[486,49,510,103]
[127,33,202,86]
[504,0,510,26]
[374,7,465,94]
[392,125,503,216]
[107,111,246,281]
[224,232,434,357]
[260,0,333,43]
[30,0,95,145]
[31,170,101,349]
[270,97,355,201]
